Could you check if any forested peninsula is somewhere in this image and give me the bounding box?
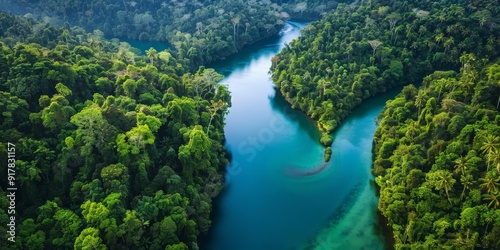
[271,0,500,248]
[271,0,497,133]
[1,0,346,69]
[0,10,232,249]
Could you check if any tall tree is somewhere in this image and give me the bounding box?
[427,170,455,205]
[146,47,157,65]
[206,100,227,135]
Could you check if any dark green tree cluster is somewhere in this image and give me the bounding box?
[0,11,230,249]
[271,0,498,133]
[373,55,500,249]
[0,0,340,69]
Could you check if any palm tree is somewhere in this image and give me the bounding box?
[368,40,383,58]
[418,25,427,38]
[460,174,474,201]
[479,176,500,194]
[231,17,240,42]
[454,156,468,176]
[318,79,328,97]
[435,33,444,45]
[479,16,488,28]
[196,22,203,35]
[481,135,499,171]
[429,170,455,205]
[443,37,454,54]
[146,47,157,65]
[245,22,250,35]
[405,121,419,143]
[415,92,424,120]
[87,37,101,53]
[483,191,500,208]
[438,14,446,22]
[491,148,500,172]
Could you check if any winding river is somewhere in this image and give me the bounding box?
[199,22,400,250]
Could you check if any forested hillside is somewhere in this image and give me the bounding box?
[0,0,350,69]
[373,57,500,249]
[271,0,498,133]
[0,11,230,249]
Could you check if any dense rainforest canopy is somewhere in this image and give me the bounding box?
[373,58,500,249]
[271,0,499,133]
[0,10,232,249]
[1,0,500,249]
[0,0,351,69]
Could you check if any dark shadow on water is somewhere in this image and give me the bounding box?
[369,179,393,250]
[285,161,329,177]
[269,89,321,142]
[198,182,233,248]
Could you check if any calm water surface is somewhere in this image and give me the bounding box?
[200,22,399,250]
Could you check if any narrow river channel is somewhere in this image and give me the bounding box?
[200,22,400,250]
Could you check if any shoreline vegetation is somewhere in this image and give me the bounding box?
[271,0,499,248]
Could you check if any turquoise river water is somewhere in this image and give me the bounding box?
[198,22,400,250]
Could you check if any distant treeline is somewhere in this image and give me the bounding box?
[1,0,351,69]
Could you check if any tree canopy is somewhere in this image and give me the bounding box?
[373,57,500,249]
[0,0,352,69]
[0,10,230,249]
[271,0,499,133]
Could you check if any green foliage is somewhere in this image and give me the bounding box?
[267,0,499,247]
[0,0,336,69]
[0,10,230,249]
[74,227,107,250]
[320,133,333,146]
[374,59,500,249]
[271,0,498,134]
[324,146,332,161]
